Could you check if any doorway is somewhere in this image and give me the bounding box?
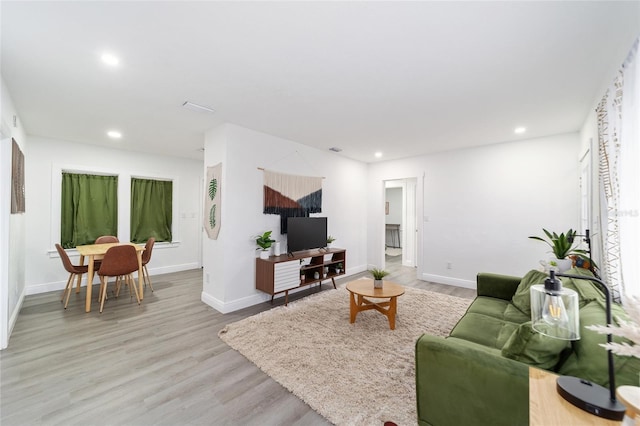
[384,178,417,269]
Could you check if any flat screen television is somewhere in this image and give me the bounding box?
[287,217,327,253]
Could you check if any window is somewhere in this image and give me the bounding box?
[130,178,172,243]
[61,173,118,248]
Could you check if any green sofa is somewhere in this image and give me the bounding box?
[415,268,640,426]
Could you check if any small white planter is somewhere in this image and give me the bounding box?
[542,257,572,272]
[374,279,383,289]
[259,250,269,259]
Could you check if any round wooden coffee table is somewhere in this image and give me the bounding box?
[346,279,405,330]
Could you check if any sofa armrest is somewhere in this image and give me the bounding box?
[415,334,529,426]
[477,272,522,300]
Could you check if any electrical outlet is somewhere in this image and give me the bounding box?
[447,262,452,269]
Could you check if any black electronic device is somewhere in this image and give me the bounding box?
[286,217,327,254]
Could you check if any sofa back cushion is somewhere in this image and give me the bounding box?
[557,300,640,387]
[511,268,604,317]
[511,270,547,316]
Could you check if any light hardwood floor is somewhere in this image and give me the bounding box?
[0,254,475,426]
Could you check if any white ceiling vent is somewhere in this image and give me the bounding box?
[182,101,215,113]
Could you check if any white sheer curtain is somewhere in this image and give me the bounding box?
[597,38,640,301]
[618,39,640,299]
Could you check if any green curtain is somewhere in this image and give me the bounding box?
[130,178,172,243]
[61,173,118,248]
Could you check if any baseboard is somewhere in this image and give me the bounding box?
[422,273,476,290]
[26,262,200,295]
[201,291,270,314]
[6,285,26,348]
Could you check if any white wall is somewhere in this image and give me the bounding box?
[201,123,368,313]
[0,76,28,349]
[24,137,203,294]
[368,133,581,289]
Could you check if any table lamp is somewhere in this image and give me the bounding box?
[530,270,626,420]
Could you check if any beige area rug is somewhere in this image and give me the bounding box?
[218,284,472,426]
[385,247,402,257]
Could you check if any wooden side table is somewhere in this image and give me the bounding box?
[345,279,405,330]
[529,368,623,425]
[617,386,640,422]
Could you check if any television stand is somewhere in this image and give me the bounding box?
[256,248,346,305]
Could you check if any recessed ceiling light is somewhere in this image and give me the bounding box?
[514,127,526,134]
[101,53,120,66]
[374,152,383,158]
[107,130,122,139]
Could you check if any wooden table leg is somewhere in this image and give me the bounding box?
[85,256,94,313]
[136,250,144,300]
[349,292,358,323]
[76,254,85,293]
[387,296,397,330]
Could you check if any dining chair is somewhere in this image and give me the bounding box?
[141,237,155,292]
[94,235,119,244]
[97,245,141,313]
[55,244,89,309]
[93,235,120,292]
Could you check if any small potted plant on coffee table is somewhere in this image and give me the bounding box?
[370,268,389,289]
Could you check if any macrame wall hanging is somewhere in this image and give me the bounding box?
[204,163,222,239]
[261,168,323,234]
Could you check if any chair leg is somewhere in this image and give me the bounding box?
[98,277,105,302]
[62,274,75,309]
[61,274,73,303]
[128,274,141,305]
[115,276,122,298]
[143,266,154,292]
[99,276,109,313]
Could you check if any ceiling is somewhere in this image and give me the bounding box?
[1,1,639,163]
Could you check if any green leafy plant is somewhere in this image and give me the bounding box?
[208,178,217,200]
[369,268,389,280]
[209,204,216,228]
[326,235,336,244]
[528,228,588,260]
[255,231,275,251]
[208,178,218,229]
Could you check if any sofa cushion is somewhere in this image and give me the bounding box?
[465,297,529,323]
[466,296,510,318]
[511,269,547,316]
[557,268,605,305]
[450,311,520,350]
[511,268,604,317]
[557,300,640,387]
[502,321,570,370]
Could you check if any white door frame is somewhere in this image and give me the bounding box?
[384,178,417,268]
[0,136,11,349]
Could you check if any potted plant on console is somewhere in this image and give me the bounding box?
[370,268,389,289]
[255,231,275,259]
[528,228,589,272]
[326,235,336,248]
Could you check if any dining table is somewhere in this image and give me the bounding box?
[75,242,145,312]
